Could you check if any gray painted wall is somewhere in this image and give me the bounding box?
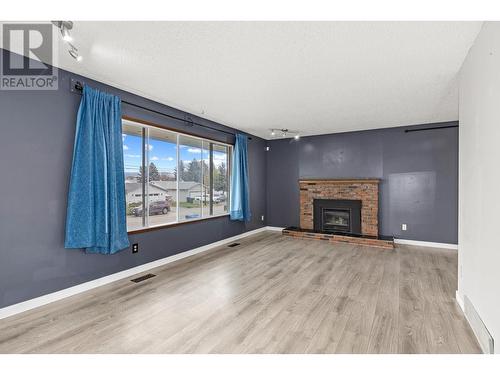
[0,48,458,310]
[266,123,458,244]
[0,50,267,309]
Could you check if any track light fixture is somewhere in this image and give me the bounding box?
[52,21,82,62]
[269,128,300,140]
[68,44,82,62]
[61,26,73,42]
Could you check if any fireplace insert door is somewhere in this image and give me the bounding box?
[313,199,362,234]
[323,208,350,232]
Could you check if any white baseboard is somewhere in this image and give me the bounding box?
[394,238,458,250]
[265,226,285,231]
[0,226,270,320]
[456,291,492,354]
[456,290,465,311]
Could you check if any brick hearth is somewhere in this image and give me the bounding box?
[299,178,380,236]
[282,228,394,249]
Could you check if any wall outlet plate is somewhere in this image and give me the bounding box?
[132,243,139,253]
[261,215,265,221]
[402,224,407,231]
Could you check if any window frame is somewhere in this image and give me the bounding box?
[122,115,232,234]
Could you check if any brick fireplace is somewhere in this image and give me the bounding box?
[299,178,380,236]
[282,178,394,249]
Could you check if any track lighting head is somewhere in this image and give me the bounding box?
[68,44,82,62]
[52,21,74,42]
[269,128,300,139]
[61,27,73,42]
[52,21,82,62]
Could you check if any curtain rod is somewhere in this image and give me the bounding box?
[404,124,458,133]
[72,80,251,140]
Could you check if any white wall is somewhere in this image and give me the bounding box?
[459,21,500,353]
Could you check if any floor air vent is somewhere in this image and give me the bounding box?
[131,273,156,283]
[464,295,494,354]
[228,243,240,248]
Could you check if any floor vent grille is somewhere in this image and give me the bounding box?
[228,243,240,248]
[131,273,156,283]
[464,295,494,354]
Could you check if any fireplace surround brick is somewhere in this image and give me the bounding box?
[299,179,380,236]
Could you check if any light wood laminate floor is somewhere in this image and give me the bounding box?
[0,231,481,353]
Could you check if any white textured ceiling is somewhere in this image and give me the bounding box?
[11,22,486,138]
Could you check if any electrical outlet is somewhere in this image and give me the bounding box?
[261,215,265,221]
[401,224,407,231]
[266,146,270,151]
[132,243,139,254]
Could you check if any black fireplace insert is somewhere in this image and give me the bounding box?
[313,199,362,234]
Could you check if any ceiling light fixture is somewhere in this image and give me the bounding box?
[61,26,73,42]
[52,21,73,42]
[68,43,82,62]
[52,21,82,62]
[269,128,300,140]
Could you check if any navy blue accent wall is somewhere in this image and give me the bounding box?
[0,50,266,308]
[266,123,458,244]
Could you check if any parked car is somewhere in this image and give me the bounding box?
[132,200,171,216]
[191,193,226,203]
[192,194,209,203]
[213,194,226,203]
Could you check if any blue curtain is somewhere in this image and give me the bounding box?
[65,86,129,254]
[230,134,251,222]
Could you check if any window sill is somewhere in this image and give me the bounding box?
[127,213,230,235]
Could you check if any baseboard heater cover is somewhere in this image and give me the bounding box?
[464,295,494,354]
